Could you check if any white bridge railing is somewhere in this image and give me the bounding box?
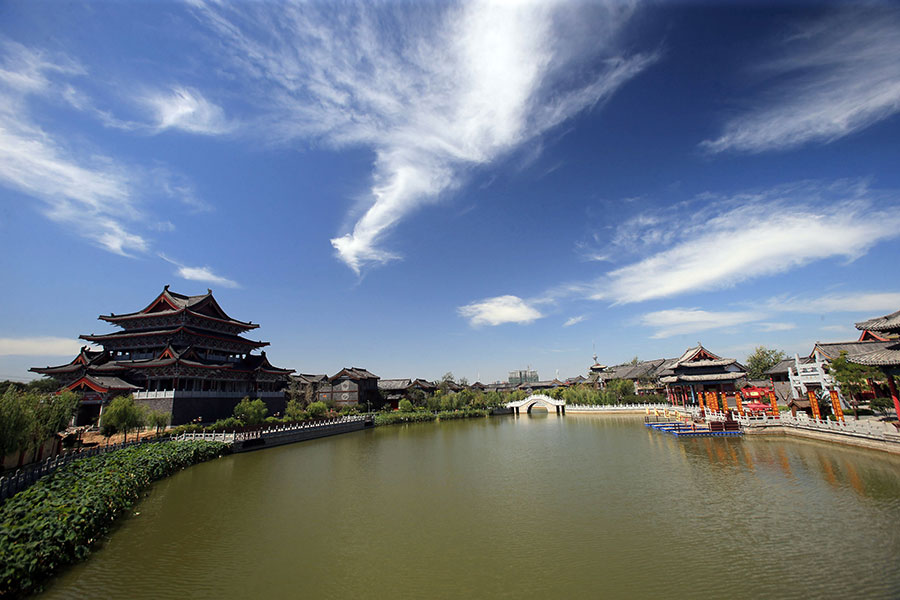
[176,415,367,444]
[566,403,670,411]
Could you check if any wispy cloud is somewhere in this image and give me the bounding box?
[702,8,900,153]
[159,254,239,288]
[639,308,763,339]
[764,291,900,314]
[0,337,87,357]
[189,1,655,273]
[0,38,236,289]
[144,86,232,135]
[637,289,900,339]
[591,181,900,304]
[758,322,796,332]
[0,41,150,256]
[458,295,542,327]
[563,315,586,327]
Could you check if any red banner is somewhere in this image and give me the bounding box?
[707,391,719,413]
[829,390,845,422]
[807,390,821,420]
[767,390,779,416]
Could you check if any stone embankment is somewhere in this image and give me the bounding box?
[676,407,900,455]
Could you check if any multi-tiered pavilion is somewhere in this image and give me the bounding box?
[31,286,292,425]
[659,344,747,405]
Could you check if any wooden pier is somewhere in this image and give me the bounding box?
[644,419,743,437]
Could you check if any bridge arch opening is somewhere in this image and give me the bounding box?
[506,394,566,416]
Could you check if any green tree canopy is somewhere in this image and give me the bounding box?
[829,351,880,402]
[0,386,34,458]
[100,396,146,443]
[233,397,268,425]
[746,346,787,379]
[285,398,307,421]
[306,401,327,418]
[147,410,171,435]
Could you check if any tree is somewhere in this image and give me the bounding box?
[398,399,414,412]
[147,410,171,436]
[233,397,268,425]
[285,398,307,421]
[829,351,881,420]
[26,377,61,394]
[629,356,640,366]
[746,346,786,380]
[457,376,469,387]
[870,397,893,416]
[29,390,79,459]
[100,396,146,443]
[606,379,634,402]
[0,386,34,461]
[307,401,327,418]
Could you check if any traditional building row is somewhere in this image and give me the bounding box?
[589,344,748,404]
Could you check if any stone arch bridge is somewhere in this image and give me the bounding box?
[505,394,566,415]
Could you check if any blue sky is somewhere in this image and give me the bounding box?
[2,1,900,383]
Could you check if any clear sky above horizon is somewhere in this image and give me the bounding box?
[2,1,899,383]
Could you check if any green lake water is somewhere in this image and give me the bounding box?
[39,414,900,599]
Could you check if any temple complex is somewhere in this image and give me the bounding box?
[850,308,900,417]
[31,286,293,425]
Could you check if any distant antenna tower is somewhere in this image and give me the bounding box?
[592,340,598,364]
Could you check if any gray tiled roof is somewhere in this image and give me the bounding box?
[849,343,900,366]
[855,309,900,333]
[378,378,412,390]
[813,341,893,360]
[659,372,745,383]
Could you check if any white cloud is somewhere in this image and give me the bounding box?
[160,254,239,288]
[702,8,900,153]
[145,87,231,135]
[458,295,542,327]
[563,315,586,327]
[177,266,239,288]
[764,291,900,314]
[758,322,796,332]
[591,181,900,304]
[189,1,655,273]
[639,308,763,339]
[0,42,148,257]
[0,337,87,356]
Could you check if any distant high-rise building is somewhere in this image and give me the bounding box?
[508,369,539,385]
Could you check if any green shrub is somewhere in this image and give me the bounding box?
[869,397,894,415]
[436,408,489,421]
[398,399,414,412]
[307,401,327,418]
[0,441,228,596]
[374,411,437,426]
[233,397,267,425]
[210,417,243,430]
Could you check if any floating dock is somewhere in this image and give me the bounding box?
[645,421,743,437]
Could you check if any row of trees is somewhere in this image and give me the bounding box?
[0,387,80,464]
[98,396,171,443]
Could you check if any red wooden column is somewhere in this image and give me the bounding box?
[888,374,900,421]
